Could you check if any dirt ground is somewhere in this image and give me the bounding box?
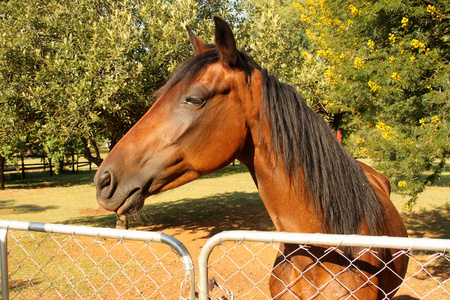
[78,204,450,299]
[7,206,448,299]
[131,222,448,299]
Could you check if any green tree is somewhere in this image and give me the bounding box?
[238,1,307,83]
[0,0,200,181]
[294,0,449,208]
[235,0,336,125]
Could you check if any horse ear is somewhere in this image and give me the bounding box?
[213,16,244,68]
[186,25,211,55]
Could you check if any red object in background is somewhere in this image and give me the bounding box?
[336,129,342,144]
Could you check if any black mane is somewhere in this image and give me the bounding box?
[155,50,222,98]
[155,48,257,97]
[157,49,386,238]
[261,70,385,237]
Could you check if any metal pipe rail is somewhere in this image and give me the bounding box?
[0,220,196,300]
[197,230,450,300]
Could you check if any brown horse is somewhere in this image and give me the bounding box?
[95,17,408,299]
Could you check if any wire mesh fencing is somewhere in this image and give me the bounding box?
[198,231,450,300]
[0,221,195,300]
[1,222,449,299]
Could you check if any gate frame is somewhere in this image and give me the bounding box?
[0,220,196,300]
[197,230,450,300]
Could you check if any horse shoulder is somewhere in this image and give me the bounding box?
[357,160,408,237]
[357,160,391,197]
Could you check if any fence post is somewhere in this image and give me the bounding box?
[0,228,9,300]
[49,158,53,177]
[71,150,75,173]
[116,214,128,229]
[21,157,25,180]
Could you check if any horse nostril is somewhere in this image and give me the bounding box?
[96,170,115,200]
[98,171,111,187]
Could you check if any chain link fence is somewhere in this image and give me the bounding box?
[198,231,450,300]
[1,221,449,299]
[0,221,195,300]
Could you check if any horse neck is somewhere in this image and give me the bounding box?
[249,153,324,233]
[237,71,323,234]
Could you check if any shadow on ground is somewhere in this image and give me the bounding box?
[403,203,450,239]
[0,199,59,215]
[71,190,449,242]
[69,191,274,236]
[5,170,97,190]
[68,192,449,289]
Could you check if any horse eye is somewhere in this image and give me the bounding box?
[183,96,205,106]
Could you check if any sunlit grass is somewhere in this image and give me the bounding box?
[0,161,448,237]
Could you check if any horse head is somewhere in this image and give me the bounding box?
[95,17,255,215]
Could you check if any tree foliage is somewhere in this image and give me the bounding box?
[238,0,307,83]
[294,0,449,208]
[0,0,199,171]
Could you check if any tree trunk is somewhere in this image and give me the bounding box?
[0,155,5,189]
[116,214,128,229]
[81,137,103,167]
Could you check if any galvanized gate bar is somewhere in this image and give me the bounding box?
[0,220,196,300]
[0,228,9,300]
[197,230,450,300]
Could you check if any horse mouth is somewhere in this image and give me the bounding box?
[115,188,145,216]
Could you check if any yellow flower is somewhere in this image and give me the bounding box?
[427,5,436,14]
[411,39,426,52]
[391,72,401,81]
[431,116,439,123]
[419,118,426,127]
[376,122,396,140]
[348,19,354,26]
[317,49,327,57]
[398,181,407,188]
[357,146,368,156]
[301,51,311,61]
[293,2,302,10]
[427,84,432,90]
[410,56,415,61]
[368,80,380,92]
[389,33,396,44]
[403,204,410,212]
[376,122,385,130]
[401,17,409,28]
[367,39,375,50]
[306,29,316,40]
[301,14,313,24]
[388,56,395,63]
[354,57,364,69]
[324,69,335,80]
[349,4,359,16]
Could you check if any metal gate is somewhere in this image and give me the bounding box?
[1,221,449,299]
[0,220,195,299]
[198,231,450,299]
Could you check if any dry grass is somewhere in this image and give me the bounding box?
[1,161,448,299]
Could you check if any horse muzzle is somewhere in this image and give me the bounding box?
[94,168,147,215]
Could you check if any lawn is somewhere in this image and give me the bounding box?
[0,161,448,239]
[1,161,449,299]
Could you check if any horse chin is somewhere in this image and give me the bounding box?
[115,189,146,216]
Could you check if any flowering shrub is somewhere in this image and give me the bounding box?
[294,0,449,208]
